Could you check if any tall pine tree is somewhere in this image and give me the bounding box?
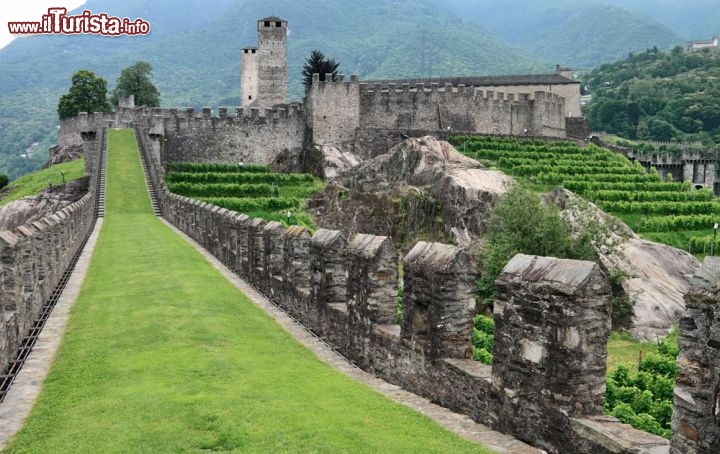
[302,50,340,89]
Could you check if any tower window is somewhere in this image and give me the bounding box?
[275,21,282,27]
[264,21,271,26]
[248,96,252,100]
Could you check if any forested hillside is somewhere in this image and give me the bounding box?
[446,0,684,70]
[584,47,720,144]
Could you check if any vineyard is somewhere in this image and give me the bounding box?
[449,135,720,253]
[164,163,325,229]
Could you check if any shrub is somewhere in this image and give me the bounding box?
[604,328,678,439]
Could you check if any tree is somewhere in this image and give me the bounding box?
[57,70,112,120]
[302,50,340,89]
[110,61,160,107]
[476,186,596,308]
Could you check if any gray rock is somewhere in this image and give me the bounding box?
[309,136,514,246]
[547,188,699,341]
[0,178,89,232]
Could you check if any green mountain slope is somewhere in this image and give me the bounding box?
[447,1,684,70]
[598,0,720,39]
[584,47,720,144]
[0,0,546,179]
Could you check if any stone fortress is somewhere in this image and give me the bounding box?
[56,15,584,174]
[2,15,720,454]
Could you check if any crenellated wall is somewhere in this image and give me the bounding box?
[0,194,95,365]
[671,257,720,454]
[0,126,100,379]
[132,105,305,166]
[303,76,568,159]
[135,122,670,452]
[57,68,575,174]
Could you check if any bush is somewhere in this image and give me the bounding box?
[477,186,596,307]
[604,328,678,439]
[471,314,494,365]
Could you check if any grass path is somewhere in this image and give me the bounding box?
[5,129,487,453]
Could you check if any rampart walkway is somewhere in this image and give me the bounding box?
[0,129,530,452]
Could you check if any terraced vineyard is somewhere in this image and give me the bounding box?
[449,135,720,253]
[165,163,325,229]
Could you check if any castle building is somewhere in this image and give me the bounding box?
[241,16,288,109]
[69,16,586,174]
[686,35,719,52]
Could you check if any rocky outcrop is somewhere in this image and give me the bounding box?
[47,144,84,166]
[315,144,361,180]
[0,177,90,231]
[308,136,514,247]
[548,188,699,341]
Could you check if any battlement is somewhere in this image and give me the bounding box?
[360,81,531,101]
[132,103,304,134]
[0,131,100,394]
[151,173,671,452]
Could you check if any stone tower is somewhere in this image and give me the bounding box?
[240,16,288,109]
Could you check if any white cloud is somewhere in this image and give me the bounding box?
[1,1,87,49]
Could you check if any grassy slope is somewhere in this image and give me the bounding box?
[0,158,84,206]
[607,332,659,373]
[5,129,488,453]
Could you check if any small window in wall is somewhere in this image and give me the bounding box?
[248,96,252,100]
[251,49,256,54]
[275,21,282,27]
[264,21,271,27]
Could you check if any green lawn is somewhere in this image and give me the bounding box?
[5,129,489,453]
[607,331,659,373]
[0,158,85,206]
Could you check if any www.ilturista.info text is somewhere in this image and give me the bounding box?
[7,8,150,36]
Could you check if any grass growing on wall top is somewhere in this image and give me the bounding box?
[5,129,489,453]
[0,157,85,206]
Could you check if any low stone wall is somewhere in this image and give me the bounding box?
[0,192,96,374]
[671,257,720,453]
[0,124,101,384]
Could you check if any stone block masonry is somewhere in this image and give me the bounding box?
[671,257,720,454]
[0,193,95,365]
[0,130,100,379]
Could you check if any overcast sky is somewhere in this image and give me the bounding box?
[1,1,87,49]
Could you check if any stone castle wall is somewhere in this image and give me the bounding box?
[0,123,100,378]
[133,126,674,453]
[124,105,305,166]
[305,76,568,159]
[671,257,720,453]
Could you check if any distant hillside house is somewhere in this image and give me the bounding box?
[686,35,719,52]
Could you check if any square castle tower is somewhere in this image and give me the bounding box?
[240,16,288,109]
